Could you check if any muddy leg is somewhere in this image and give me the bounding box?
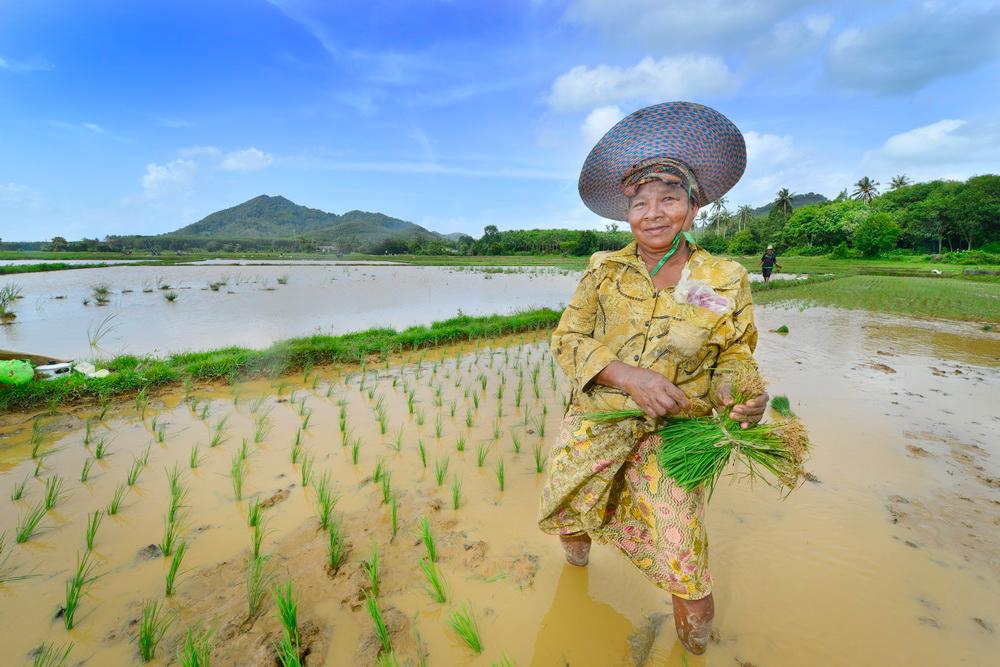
[559,533,591,567]
[672,592,714,655]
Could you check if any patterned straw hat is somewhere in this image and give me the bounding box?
[579,101,746,221]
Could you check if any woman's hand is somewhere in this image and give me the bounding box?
[714,382,768,429]
[612,364,690,418]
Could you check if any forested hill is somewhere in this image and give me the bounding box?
[752,192,827,217]
[166,195,440,243]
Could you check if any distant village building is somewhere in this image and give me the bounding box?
[317,245,337,253]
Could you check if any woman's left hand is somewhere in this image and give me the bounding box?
[714,383,769,429]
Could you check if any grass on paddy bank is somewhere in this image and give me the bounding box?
[754,275,1000,322]
[0,308,562,412]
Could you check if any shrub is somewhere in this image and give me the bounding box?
[853,212,901,257]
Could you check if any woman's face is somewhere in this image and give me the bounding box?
[626,178,700,254]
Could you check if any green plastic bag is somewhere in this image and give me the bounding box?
[0,359,34,386]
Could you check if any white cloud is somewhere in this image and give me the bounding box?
[751,14,833,63]
[0,55,54,72]
[178,145,222,158]
[743,131,797,169]
[548,56,739,111]
[218,148,273,172]
[564,0,808,51]
[867,118,1000,165]
[81,122,105,134]
[142,159,197,197]
[580,105,624,143]
[0,182,42,208]
[826,3,1000,93]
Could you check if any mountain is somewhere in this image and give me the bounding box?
[166,195,441,245]
[752,192,828,217]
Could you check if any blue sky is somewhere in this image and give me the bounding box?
[1,0,998,241]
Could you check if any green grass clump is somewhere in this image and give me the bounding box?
[419,558,446,603]
[138,599,174,661]
[16,502,47,543]
[177,622,214,667]
[446,604,483,654]
[63,551,98,629]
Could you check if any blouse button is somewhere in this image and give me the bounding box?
[633,355,640,361]
[645,320,650,326]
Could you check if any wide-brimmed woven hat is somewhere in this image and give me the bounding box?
[579,101,746,221]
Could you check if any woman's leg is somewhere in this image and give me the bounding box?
[559,532,592,566]
[672,592,714,655]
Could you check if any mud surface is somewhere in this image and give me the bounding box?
[1,308,998,666]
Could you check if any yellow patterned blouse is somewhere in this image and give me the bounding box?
[552,240,758,416]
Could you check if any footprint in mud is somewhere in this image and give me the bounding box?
[905,445,933,458]
[972,617,994,634]
[627,612,669,667]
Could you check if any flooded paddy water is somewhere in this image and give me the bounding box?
[1,271,999,665]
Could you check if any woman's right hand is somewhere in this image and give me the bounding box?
[623,367,690,417]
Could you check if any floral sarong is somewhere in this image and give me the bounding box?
[538,409,712,600]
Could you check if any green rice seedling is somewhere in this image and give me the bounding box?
[138,598,173,661]
[127,458,143,486]
[771,395,794,417]
[276,632,302,667]
[514,383,523,408]
[418,516,436,562]
[315,473,338,530]
[107,484,127,515]
[85,510,103,551]
[434,457,449,486]
[83,419,93,446]
[30,641,73,667]
[543,403,549,416]
[177,622,213,667]
[434,413,443,439]
[415,409,425,426]
[246,554,275,618]
[135,387,149,420]
[163,290,179,303]
[251,518,268,559]
[165,540,186,596]
[476,442,490,467]
[97,395,110,421]
[351,437,361,465]
[446,604,483,653]
[167,463,183,497]
[479,375,487,391]
[14,502,46,544]
[30,420,45,458]
[775,324,790,334]
[472,392,480,409]
[511,432,522,454]
[238,437,250,461]
[11,476,28,500]
[373,458,386,483]
[492,419,502,441]
[495,384,504,401]
[327,521,345,573]
[300,454,314,487]
[291,431,302,464]
[273,579,301,648]
[496,458,505,492]
[94,437,109,459]
[451,475,462,510]
[377,410,388,435]
[455,434,466,452]
[496,401,504,419]
[43,475,64,510]
[140,444,152,466]
[198,401,211,420]
[380,472,392,505]
[521,405,533,427]
[155,420,167,443]
[417,439,427,467]
[419,558,446,603]
[390,494,399,539]
[189,444,201,469]
[533,443,545,473]
[248,497,262,528]
[63,551,98,630]
[210,417,227,448]
[406,391,416,415]
[389,427,403,452]
[363,544,380,596]
[492,653,515,667]
[301,409,312,430]
[338,403,348,433]
[449,400,457,417]
[366,593,392,655]
[160,514,180,556]
[231,453,245,500]
[535,416,546,438]
[254,414,270,444]
[33,457,44,478]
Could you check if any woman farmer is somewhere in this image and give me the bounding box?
[761,244,778,282]
[537,101,768,655]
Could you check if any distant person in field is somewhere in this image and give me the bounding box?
[760,245,778,282]
[538,102,767,656]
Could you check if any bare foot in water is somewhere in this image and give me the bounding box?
[672,593,714,655]
[559,533,591,566]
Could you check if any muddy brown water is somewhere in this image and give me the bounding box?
[1,309,998,666]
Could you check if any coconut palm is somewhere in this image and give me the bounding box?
[889,174,911,190]
[736,205,754,232]
[709,197,729,238]
[852,177,880,203]
[773,188,795,218]
[696,210,710,229]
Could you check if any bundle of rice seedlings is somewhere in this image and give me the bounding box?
[586,365,810,498]
[771,395,794,417]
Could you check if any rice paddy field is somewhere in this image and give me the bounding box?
[1,299,998,666]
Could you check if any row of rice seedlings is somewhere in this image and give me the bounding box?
[138,599,173,661]
[178,622,214,667]
[165,540,187,596]
[273,580,302,666]
[63,551,98,629]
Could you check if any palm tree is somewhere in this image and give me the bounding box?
[696,210,710,229]
[852,177,880,203]
[773,188,795,218]
[709,196,729,238]
[889,174,911,190]
[736,205,754,232]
